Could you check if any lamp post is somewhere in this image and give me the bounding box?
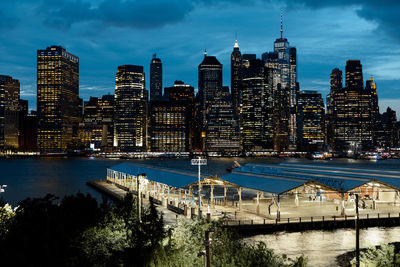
[0,184,7,193]
[355,194,360,267]
[136,173,146,222]
[191,157,207,218]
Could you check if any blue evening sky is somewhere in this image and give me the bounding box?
[0,0,399,113]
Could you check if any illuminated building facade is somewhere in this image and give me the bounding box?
[328,60,377,152]
[198,52,223,149]
[231,40,242,116]
[150,81,194,151]
[114,65,148,151]
[78,95,114,150]
[262,12,297,151]
[37,46,80,152]
[326,68,343,149]
[150,54,162,101]
[206,86,240,153]
[375,107,398,149]
[0,75,20,150]
[198,52,223,119]
[240,59,274,151]
[297,90,325,152]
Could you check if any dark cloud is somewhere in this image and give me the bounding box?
[38,0,194,30]
[1,0,399,42]
[283,0,400,40]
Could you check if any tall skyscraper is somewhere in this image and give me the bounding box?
[297,90,325,152]
[231,40,242,116]
[150,80,194,152]
[375,107,398,149]
[345,60,363,89]
[240,59,274,151]
[330,68,343,90]
[197,51,223,150]
[198,51,223,114]
[263,12,298,151]
[326,68,343,149]
[206,86,240,153]
[114,65,148,151]
[328,60,376,152]
[37,46,80,152]
[150,54,162,101]
[0,75,20,150]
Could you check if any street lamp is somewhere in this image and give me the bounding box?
[0,184,7,193]
[136,173,147,221]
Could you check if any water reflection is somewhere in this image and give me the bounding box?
[249,227,400,266]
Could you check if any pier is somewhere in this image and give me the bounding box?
[88,162,400,232]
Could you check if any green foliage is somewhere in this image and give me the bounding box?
[151,217,308,267]
[0,192,309,267]
[0,203,15,241]
[0,193,103,267]
[350,244,400,267]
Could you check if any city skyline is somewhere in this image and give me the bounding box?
[0,1,399,112]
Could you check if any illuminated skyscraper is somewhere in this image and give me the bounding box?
[346,60,363,90]
[0,75,20,150]
[198,52,223,116]
[37,46,80,152]
[240,59,274,151]
[197,52,223,150]
[262,12,297,151]
[326,68,343,149]
[150,54,162,101]
[151,81,194,152]
[206,86,240,153]
[114,65,148,151]
[328,60,376,152]
[231,40,242,116]
[297,91,325,152]
[78,95,114,150]
[375,107,398,149]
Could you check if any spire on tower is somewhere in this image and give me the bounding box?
[204,49,207,57]
[280,10,283,39]
[234,39,239,49]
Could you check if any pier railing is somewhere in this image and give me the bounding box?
[225,212,400,226]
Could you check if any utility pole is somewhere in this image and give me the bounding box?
[137,174,141,221]
[198,156,202,218]
[205,230,214,267]
[191,157,207,218]
[355,194,360,267]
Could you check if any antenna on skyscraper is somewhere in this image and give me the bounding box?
[204,49,207,57]
[280,10,283,39]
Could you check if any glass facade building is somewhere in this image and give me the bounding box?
[78,95,114,150]
[150,54,162,101]
[231,40,242,117]
[206,86,240,153]
[150,81,194,152]
[297,90,325,152]
[0,75,20,150]
[114,65,148,151]
[37,46,80,152]
[327,60,377,152]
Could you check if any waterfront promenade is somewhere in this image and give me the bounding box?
[89,159,400,233]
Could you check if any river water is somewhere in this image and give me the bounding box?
[1,156,400,266]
